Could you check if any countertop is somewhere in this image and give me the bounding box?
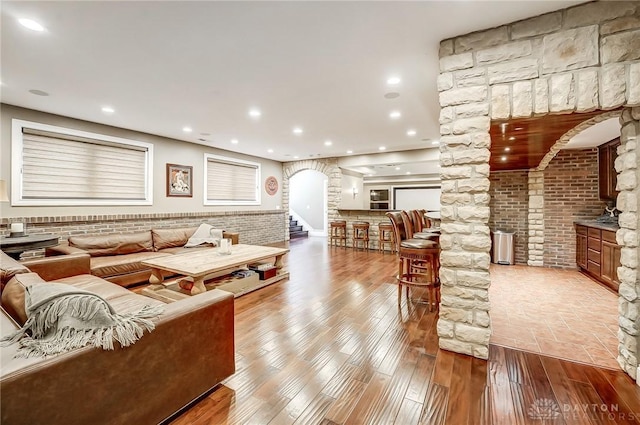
[574,219,619,231]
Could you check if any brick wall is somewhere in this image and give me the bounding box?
[489,170,528,265]
[1,210,287,258]
[544,149,606,269]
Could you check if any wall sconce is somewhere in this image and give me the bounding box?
[352,187,359,198]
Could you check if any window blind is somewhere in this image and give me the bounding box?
[21,128,147,200]
[206,157,259,203]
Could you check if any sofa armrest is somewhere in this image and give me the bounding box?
[222,231,239,245]
[21,254,91,281]
[0,288,235,425]
[45,243,89,257]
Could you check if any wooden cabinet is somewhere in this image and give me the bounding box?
[576,225,587,269]
[599,138,620,201]
[575,223,620,292]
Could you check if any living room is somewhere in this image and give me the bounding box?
[2,1,640,424]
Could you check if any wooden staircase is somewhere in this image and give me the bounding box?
[289,215,308,239]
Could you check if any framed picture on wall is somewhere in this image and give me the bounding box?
[167,163,193,197]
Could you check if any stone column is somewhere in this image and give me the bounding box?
[527,171,544,266]
[436,84,492,358]
[616,107,640,379]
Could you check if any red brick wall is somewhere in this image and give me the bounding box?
[544,149,607,269]
[489,170,528,265]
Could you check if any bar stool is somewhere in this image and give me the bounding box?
[378,222,395,253]
[352,222,370,250]
[329,220,347,247]
[386,211,441,311]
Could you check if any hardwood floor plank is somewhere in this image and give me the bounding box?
[419,383,448,425]
[431,349,455,387]
[166,238,640,425]
[405,353,437,403]
[581,366,640,425]
[467,356,490,424]
[394,399,423,425]
[443,354,472,425]
[323,379,367,424]
[343,372,392,425]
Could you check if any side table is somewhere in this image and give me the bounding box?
[0,234,60,260]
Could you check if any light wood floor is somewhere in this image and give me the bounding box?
[168,237,640,425]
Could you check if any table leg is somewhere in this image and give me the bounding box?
[190,277,207,295]
[274,253,285,269]
[149,268,164,285]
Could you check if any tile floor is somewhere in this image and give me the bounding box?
[489,264,620,369]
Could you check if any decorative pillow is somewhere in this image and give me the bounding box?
[151,227,197,251]
[1,272,45,325]
[69,232,154,257]
[0,251,30,290]
[184,223,224,248]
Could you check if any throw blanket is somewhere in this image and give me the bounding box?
[184,223,224,248]
[0,282,163,358]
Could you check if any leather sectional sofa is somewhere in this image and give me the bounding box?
[46,227,239,288]
[0,250,235,425]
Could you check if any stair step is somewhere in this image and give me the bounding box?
[290,220,298,226]
[289,225,303,232]
[290,230,309,239]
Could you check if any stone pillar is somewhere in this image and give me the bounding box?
[436,83,492,358]
[616,107,640,379]
[527,171,544,266]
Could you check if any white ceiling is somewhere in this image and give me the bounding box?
[1,1,585,164]
[563,117,622,149]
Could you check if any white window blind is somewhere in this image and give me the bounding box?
[205,154,260,205]
[12,120,153,206]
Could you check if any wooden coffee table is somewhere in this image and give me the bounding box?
[141,244,289,296]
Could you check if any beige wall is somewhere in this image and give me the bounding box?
[0,104,284,218]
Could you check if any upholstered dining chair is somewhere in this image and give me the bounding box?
[386,211,441,311]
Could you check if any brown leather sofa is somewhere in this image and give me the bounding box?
[46,227,240,288]
[0,251,235,425]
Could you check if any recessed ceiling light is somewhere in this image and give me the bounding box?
[101,106,115,114]
[19,18,45,32]
[406,171,411,175]
[389,111,401,119]
[379,146,386,151]
[28,89,49,96]
[407,129,417,136]
[293,155,299,159]
[501,156,507,161]
[431,140,440,145]
[504,147,510,152]
[293,127,303,135]
[231,139,239,144]
[267,149,274,153]
[509,136,516,141]
[324,140,332,146]
[387,76,401,85]
[384,92,400,99]
[249,109,261,118]
[346,150,353,154]
[182,126,192,133]
[395,167,401,171]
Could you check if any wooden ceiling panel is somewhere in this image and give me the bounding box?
[489,110,616,172]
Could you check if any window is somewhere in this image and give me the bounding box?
[11,119,153,206]
[204,154,261,205]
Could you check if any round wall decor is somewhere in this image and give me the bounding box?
[265,176,278,195]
